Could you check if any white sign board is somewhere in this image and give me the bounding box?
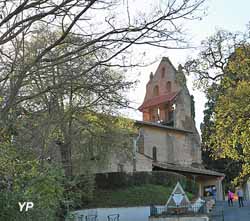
[165,182,190,208]
[172,193,184,206]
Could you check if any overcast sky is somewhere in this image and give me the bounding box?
[123,0,250,134]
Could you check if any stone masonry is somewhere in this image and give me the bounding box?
[138,57,202,167]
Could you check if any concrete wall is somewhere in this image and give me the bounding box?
[73,206,209,221]
[73,206,155,221]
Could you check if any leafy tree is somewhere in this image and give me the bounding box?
[0,142,64,220]
[185,29,250,185]
[201,83,242,188]
[6,27,135,177]
[211,45,250,183]
[0,28,137,219]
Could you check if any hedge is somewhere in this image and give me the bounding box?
[94,171,198,195]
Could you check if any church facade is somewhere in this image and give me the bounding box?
[94,57,225,200]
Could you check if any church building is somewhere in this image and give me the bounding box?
[91,57,225,200]
[135,57,224,200]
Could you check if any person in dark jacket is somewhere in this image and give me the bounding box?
[237,187,244,207]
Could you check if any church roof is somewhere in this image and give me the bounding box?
[135,120,193,134]
[153,161,225,177]
[138,91,179,111]
[161,57,178,72]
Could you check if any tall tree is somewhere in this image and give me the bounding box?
[0,0,206,121]
[7,27,135,176]
[210,45,250,183]
[201,83,242,186]
[185,29,250,184]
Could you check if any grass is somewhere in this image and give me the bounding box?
[84,184,193,208]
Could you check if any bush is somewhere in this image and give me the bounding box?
[94,171,198,195]
[0,142,64,220]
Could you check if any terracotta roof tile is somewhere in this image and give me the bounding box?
[138,91,179,111]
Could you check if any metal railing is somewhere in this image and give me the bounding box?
[150,203,207,216]
[150,203,224,221]
[65,213,120,221]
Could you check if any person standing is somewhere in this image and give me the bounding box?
[212,187,217,202]
[228,190,234,207]
[237,187,244,207]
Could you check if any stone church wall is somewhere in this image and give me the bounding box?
[142,126,195,166]
[143,58,181,103]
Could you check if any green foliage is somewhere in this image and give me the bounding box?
[211,80,250,183]
[201,83,242,189]
[94,171,198,197]
[0,142,64,220]
[0,25,135,177]
[185,30,250,186]
[196,37,250,184]
[84,184,193,208]
[63,173,95,209]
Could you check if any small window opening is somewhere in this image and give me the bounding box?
[153,85,159,96]
[166,81,171,92]
[161,67,165,78]
[152,146,157,161]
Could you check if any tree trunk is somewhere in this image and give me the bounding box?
[60,142,73,177]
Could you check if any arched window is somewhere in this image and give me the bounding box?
[166,81,171,92]
[153,85,159,96]
[152,146,157,162]
[138,135,144,154]
[161,67,165,78]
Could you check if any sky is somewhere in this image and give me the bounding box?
[123,0,250,134]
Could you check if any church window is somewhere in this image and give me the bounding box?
[153,85,159,96]
[152,146,157,161]
[161,67,165,78]
[138,135,144,154]
[166,81,171,92]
